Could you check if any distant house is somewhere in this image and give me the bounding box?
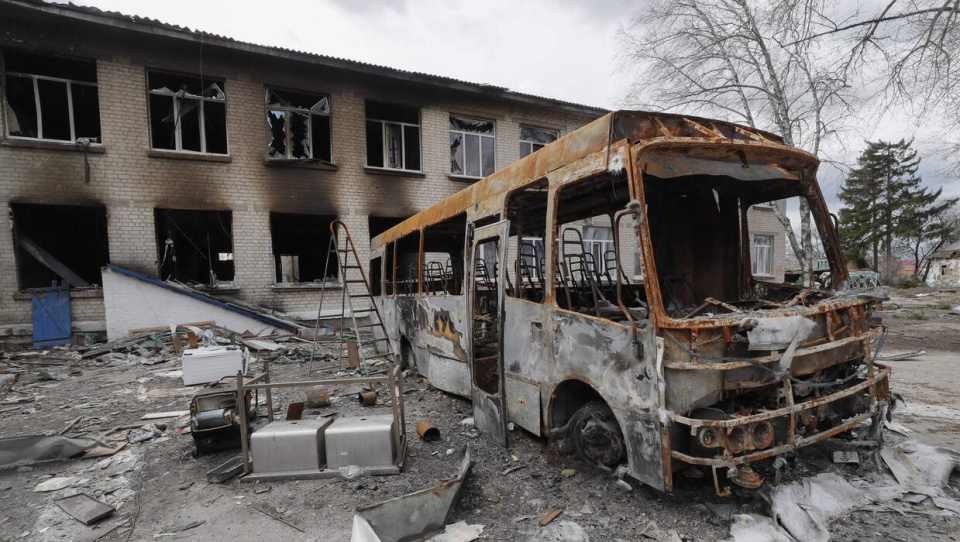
[896,260,916,277]
[925,242,960,287]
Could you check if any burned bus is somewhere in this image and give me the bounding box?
[369,110,890,494]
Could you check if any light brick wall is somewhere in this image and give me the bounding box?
[747,205,787,283]
[0,28,600,326]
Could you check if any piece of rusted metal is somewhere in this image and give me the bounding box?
[359,390,377,406]
[285,402,304,421]
[416,421,440,441]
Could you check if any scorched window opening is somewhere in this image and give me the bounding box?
[2,49,101,143]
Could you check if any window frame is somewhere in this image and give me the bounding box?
[582,229,615,275]
[449,114,496,179]
[365,101,421,172]
[519,125,559,158]
[264,86,332,162]
[2,51,100,143]
[147,69,228,155]
[751,234,774,277]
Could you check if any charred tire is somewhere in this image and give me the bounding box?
[570,401,626,468]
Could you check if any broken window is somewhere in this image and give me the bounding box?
[10,203,109,289]
[2,50,100,142]
[450,115,495,178]
[519,125,558,158]
[265,87,332,162]
[154,209,234,284]
[365,100,420,171]
[270,213,337,283]
[395,231,421,295]
[148,71,227,154]
[751,234,774,277]
[421,213,466,295]
[505,179,549,301]
[553,174,644,317]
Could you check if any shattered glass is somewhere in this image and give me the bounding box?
[203,83,225,100]
[290,112,310,159]
[450,133,464,175]
[4,75,38,138]
[267,110,287,156]
[385,123,402,168]
[148,72,227,153]
[265,87,330,160]
[520,126,558,144]
[450,115,494,134]
[520,126,559,157]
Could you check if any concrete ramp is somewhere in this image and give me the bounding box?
[102,265,297,340]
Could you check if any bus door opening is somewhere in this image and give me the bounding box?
[468,220,510,446]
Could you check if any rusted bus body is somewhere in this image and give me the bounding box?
[370,111,891,492]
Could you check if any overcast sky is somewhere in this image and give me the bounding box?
[69,0,956,211]
[73,0,631,110]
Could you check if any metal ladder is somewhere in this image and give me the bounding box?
[310,220,397,372]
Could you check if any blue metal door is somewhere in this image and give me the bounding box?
[31,287,71,348]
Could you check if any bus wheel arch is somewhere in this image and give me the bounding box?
[548,379,626,468]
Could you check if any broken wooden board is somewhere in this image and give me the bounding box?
[79,441,127,459]
[127,321,216,335]
[56,493,114,525]
[141,410,190,420]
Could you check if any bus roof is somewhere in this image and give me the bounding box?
[370,110,786,249]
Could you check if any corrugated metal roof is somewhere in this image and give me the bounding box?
[11,0,608,115]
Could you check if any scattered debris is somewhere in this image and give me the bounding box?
[207,456,245,484]
[832,451,860,464]
[560,468,577,478]
[140,410,189,420]
[55,493,114,525]
[880,440,960,490]
[252,505,304,533]
[877,350,925,361]
[539,508,563,526]
[0,435,102,468]
[424,521,484,542]
[358,390,378,406]
[305,389,331,408]
[34,476,80,492]
[417,421,441,441]
[532,521,590,542]
[157,519,206,536]
[729,440,960,542]
[351,448,474,542]
[127,423,163,443]
[181,345,249,386]
[58,415,84,435]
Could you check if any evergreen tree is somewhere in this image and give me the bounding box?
[839,139,956,279]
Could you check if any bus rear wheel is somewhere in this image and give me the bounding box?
[570,401,625,468]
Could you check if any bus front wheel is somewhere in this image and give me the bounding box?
[570,401,625,468]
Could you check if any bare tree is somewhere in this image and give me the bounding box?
[619,0,856,284]
[801,1,960,168]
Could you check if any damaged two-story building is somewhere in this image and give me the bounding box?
[0,0,785,338]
